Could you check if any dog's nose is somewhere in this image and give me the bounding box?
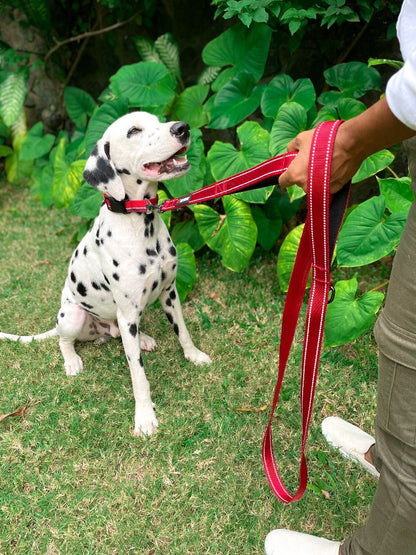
[170,121,190,143]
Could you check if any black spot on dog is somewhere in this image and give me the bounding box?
[116,168,131,175]
[139,354,143,367]
[77,282,87,297]
[169,245,177,256]
[166,298,172,307]
[81,301,94,309]
[152,280,158,291]
[92,281,101,290]
[161,271,166,281]
[173,323,179,336]
[138,264,146,274]
[129,323,138,337]
[70,272,76,283]
[107,230,112,237]
[137,179,142,185]
[83,246,88,256]
[113,273,120,281]
[113,259,119,267]
[144,213,155,224]
[103,275,110,284]
[74,249,79,258]
[92,145,99,156]
[104,141,110,158]
[169,290,176,300]
[83,156,116,187]
[146,248,157,257]
[59,312,65,318]
[95,239,100,247]
[156,240,160,253]
[166,312,173,324]
[101,282,110,292]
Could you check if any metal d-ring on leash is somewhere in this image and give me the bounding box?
[103,121,350,502]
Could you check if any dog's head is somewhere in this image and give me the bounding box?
[83,111,191,201]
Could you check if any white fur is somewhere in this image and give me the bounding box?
[2,111,211,436]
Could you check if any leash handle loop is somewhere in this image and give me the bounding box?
[262,120,347,503]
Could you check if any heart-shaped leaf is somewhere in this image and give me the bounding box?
[193,196,257,272]
[277,224,311,291]
[202,23,272,92]
[377,176,414,214]
[53,140,85,208]
[318,62,381,104]
[313,98,366,125]
[20,122,55,160]
[70,181,102,219]
[251,205,282,250]
[270,102,308,155]
[261,74,315,118]
[85,97,129,156]
[324,278,384,347]
[176,242,196,302]
[174,85,209,128]
[0,67,29,126]
[352,149,394,183]
[207,121,272,204]
[208,71,265,129]
[64,86,97,127]
[109,62,176,109]
[336,195,407,267]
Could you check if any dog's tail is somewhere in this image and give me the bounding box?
[0,328,58,343]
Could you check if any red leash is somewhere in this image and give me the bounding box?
[262,120,350,503]
[103,121,350,503]
[103,152,297,214]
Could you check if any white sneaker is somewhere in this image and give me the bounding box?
[264,529,341,554]
[322,416,379,478]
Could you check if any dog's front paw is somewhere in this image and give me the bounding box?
[133,406,159,437]
[64,354,84,376]
[139,332,157,352]
[185,348,212,366]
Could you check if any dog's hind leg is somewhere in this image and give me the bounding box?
[159,284,211,365]
[56,303,87,376]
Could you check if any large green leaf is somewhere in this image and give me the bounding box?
[207,121,273,203]
[20,122,55,160]
[208,71,265,129]
[336,195,407,267]
[171,219,204,252]
[251,205,282,251]
[319,62,381,105]
[174,85,209,129]
[0,67,29,126]
[53,140,85,209]
[377,176,414,215]
[207,121,272,204]
[324,278,384,347]
[352,150,394,183]
[277,224,311,292]
[193,196,257,271]
[176,243,196,302]
[261,74,315,118]
[313,98,366,125]
[109,62,176,110]
[202,23,272,92]
[270,102,308,155]
[70,181,102,219]
[64,86,97,127]
[162,129,207,198]
[84,97,129,156]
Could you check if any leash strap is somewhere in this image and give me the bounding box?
[262,120,350,503]
[103,152,297,214]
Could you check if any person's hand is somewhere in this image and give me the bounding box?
[279,124,363,195]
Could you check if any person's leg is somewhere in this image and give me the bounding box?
[341,138,416,554]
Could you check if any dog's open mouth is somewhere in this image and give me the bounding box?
[143,146,190,177]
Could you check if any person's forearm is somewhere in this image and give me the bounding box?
[279,96,416,194]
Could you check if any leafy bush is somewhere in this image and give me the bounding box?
[0,16,408,346]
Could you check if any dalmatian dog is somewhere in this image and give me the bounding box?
[0,111,211,436]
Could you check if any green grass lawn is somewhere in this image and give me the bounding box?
[0,183,380,554]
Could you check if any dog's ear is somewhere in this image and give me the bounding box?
[83,139,125,201]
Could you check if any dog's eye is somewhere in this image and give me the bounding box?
[127,127,142,138]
